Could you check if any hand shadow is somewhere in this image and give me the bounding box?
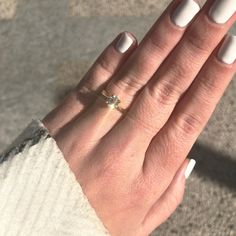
[190,142,236,191]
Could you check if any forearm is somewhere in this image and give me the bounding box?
[0,120,109,236]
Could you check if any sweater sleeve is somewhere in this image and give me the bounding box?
[0,120,110,236]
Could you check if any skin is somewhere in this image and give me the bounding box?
[43,0,236,235]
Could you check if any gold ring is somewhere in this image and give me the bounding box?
[100,90,126,114]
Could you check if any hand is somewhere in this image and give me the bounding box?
[43,0,236,235]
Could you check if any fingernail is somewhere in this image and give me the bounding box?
[171,0,200,28]
[218,35,236,65]
[185,159,196,179]
[115,32,133,53]
[209,0,236,24]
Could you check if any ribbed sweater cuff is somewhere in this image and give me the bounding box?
[0,120,109,236]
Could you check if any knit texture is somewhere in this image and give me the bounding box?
[0,120,109,236]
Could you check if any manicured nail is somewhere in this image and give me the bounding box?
[115,32,133,53]
[185,159,196,179]
[218,35,236,65]
[171,0,200,28]
[209,0,236,24]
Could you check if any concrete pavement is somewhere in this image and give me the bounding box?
[0,0,235,235]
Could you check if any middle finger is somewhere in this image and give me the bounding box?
[122,0,235,142]
[105,0,201,107]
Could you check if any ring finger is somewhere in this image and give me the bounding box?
[43,31,137,135]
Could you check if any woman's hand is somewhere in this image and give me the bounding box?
[43,0,236,235]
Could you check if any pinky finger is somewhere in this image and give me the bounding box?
[142,159,196,236]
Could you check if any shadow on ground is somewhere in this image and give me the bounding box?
[190,143,236,192]
[0,0,235,235]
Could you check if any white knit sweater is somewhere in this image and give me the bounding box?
[0,120,109,236]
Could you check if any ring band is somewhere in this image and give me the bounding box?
[100,90,126,113]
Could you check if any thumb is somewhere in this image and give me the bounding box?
[142,159,196,235]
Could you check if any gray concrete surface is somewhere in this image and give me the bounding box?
[0,0,235,235]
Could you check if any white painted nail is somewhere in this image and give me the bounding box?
[218,35,236,65]
[185,159,196,179]
[172,0,200,28]
[209,0,236,24]
[115,32,133,53]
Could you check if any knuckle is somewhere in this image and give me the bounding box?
[109,72,144,99]
[148,33,170,55]
[118,73,144,94]
[148,19,175,55]
[96,55,114,76]
[175,112,203,136]
[146,80,181,106]
[199,75,222,95]
[169,59,194,80]
[184,29,210,55]
[126,113,156,135]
